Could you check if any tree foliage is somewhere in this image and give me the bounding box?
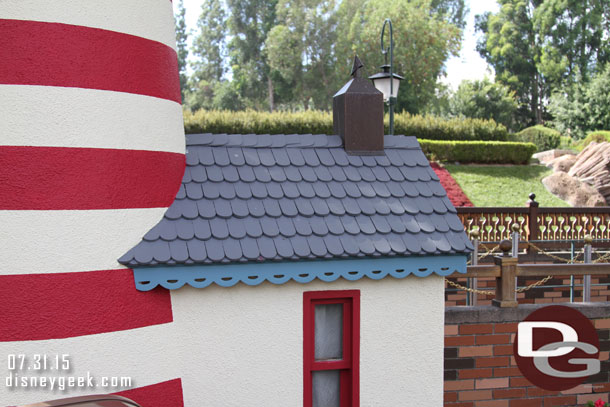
[449,78,518,130]
[174,0,189,103]
[476,0,610,129]
[549,65,610,138]
[186,0,465,113]
[337,0,464,113]
[186,0,227,110]
[476,0,545,126]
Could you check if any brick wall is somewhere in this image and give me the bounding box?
[445,275,610,307]
[445,304,610,406]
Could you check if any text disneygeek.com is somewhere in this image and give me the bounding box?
[4,354,132,391]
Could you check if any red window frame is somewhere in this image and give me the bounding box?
[303,290,360,407]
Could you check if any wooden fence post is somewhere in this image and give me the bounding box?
[492,240,518,308]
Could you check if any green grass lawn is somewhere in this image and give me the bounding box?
[444,164,569,207]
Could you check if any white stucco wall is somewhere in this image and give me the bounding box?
[0,275,444,406]
[172,275,445,407]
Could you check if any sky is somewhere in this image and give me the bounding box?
[174,0,500,90]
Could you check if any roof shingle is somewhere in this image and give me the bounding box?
[119,134,472,266]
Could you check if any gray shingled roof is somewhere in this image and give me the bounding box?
[119,133,472,267]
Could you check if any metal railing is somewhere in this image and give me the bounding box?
[446,234,610,308]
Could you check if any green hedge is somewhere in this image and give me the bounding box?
[512,125,561,151]
[183,109,509,141]
[581,130,610,147]
[419,140,537,164]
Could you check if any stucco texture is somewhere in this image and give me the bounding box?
[172,275,445,406]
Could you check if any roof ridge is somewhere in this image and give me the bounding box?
[185,133,420,149]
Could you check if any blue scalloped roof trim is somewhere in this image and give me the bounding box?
[133,255,466,291]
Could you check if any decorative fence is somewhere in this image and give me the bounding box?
[448,195,610,306]
[457,193,610,243]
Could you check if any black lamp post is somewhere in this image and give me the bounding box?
[368,19,403,136]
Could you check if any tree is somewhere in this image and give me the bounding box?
[227,0,278,110]
[265,0,339,110]
[449,78,519,130]
[476,0,545,127]
[336,0,465,113]
[189,0,227,110]
[534,0,610,87]
[174,0,189,103]
[549,65,610,139]
[477,0,610,128]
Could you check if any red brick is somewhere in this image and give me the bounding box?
[510,398,543,407]
[475,401,508,407]
[494,344,514,356]
[578,393,609,404]
[476,357,509,368]
[459,368,494,379]
[446,325,459,335]
[544,396,577,406]
[444,403,474,407]
[593,382,610,393]
[493,388,527,399]
[595,319,610,329]
[445,380,475,391]
[476,377,509,389]
[460,324,494,335]
[560,384,592,395]
[460,346,494,357]
[599,351,609,361]
[509,377,533,387]
[493,367,522,377]
[459,390,493,401]
[445,391,458,402]
[528,387,561,397]
[476,334,511,345]
[446,336,476,346]
[495,323,518,334]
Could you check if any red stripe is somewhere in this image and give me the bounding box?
[0,269,173,342]
[115,379,183,407]
[0,146,185,210]
[0,19,180,104]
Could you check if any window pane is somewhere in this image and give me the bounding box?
[315,303,343,360]
[312,369,340,407]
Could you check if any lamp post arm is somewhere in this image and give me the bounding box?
[381,19,394,136]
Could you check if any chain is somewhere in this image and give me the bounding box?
[516,275,553,293]
[593,251,610,263]
[466,244,500,266]
[526,242,584,264]
[445,278,495,296]
[447,241,610,295]
[446,244,499,295]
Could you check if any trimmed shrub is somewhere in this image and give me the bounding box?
[512,125,561,151]
[581,130,610,147]
[183,109,510,141]
[419,140,537,164]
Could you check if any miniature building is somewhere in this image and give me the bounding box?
[119,65,472,403]
[0,4,471,405]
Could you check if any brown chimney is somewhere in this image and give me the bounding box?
[333,56,384,155]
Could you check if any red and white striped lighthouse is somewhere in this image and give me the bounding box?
[0,2,185,405]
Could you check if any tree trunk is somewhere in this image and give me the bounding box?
[267,76,275,112]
